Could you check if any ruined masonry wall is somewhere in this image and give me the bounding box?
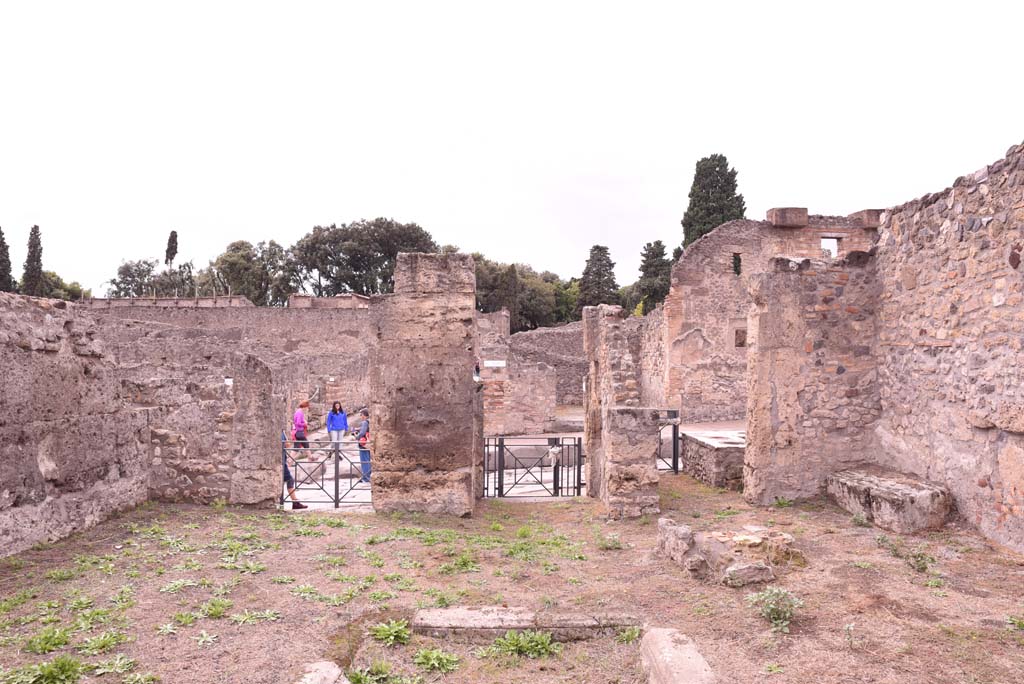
[509,321,586,406]
[637,307,666,408]
[665,217,877,422]
[744,255,882,504]
[369,253,483,516]
[876,142,1024,551]
[0,295,152,555]
[100,319,280,505]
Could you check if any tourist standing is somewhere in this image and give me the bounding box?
[356,408,371,483]
[327,402,348,444]
[293,400,310,450]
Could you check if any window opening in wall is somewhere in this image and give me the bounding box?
[821,237,840,258]
[735,328,747,348]
[732,253,742,275]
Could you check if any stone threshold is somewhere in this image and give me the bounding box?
[410,606,639,642]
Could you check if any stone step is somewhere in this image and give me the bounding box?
[640,628,716,684]
[411,606,638,642]
[825,466,952,534]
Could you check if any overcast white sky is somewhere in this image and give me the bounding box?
[2,1,1022,295]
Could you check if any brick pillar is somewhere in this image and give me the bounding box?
[368,253,482,516]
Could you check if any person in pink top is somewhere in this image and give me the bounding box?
[293,400,310,450]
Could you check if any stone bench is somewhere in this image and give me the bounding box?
[411,606,638,642]
[825,466,952,534]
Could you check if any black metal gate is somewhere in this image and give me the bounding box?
[482,436,584,497]
[281,432,370,508]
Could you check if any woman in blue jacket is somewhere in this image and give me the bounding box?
[327,403,348,445]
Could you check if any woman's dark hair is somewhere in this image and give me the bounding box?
[331,402,342,414]
[360,408,369,417]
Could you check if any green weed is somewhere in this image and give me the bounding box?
[746,587,803,634]
[23,626,72,654]
[413,648,460,673]
[368,619,411,647]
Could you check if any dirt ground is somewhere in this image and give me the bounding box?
[2,475,1023,684]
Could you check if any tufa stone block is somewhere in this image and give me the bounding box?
[848,209,883,229]
[641,628,716,684]
[766,207,809,228]
[826,467,952,534]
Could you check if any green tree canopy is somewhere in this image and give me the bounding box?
[576,245,619,315]
[681,154,746,248]
[0,226,14,292]
[40,271,90,300]
[199,240,294,305]
[107,259,158,297]
[164,230,178,268]
[637,240,671,314]
[475,256,573,332]
[291,218,438,296]
[21,225,45,297]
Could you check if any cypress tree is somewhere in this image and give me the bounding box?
[576,245,619,315]
[0,226,14,292]
[681,154,746,248]
[637,240,671,314]
[21,225,45,297]
[165,230,178,268]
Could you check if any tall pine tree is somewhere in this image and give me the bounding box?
[21,225,45,297]
[637,240,671,314]
[680,154,746,249]
[0,226,14,292]
[164,230,178,268]
[576,245,619,315]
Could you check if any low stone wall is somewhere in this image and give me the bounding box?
[82,296,254,308]
[744,254,882,504]
[0,295,152,556]
[680,435,744,490]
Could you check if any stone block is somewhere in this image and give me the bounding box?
[848,209,882,229]
[766,207,809,227]
[411,606,639,643]
[826,467,952,534]
[656,518,798,587]
[640,628,716,684]
[371,469,475,517]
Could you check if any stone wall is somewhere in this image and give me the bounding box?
[100,319,280,505]
[583,305,664,518]
[875,143,1024,551]
[83,296,254,308]
[509,321,586,406]
[0,295,152,555]
[369,253,483,516]
[680,435,744,490]
[744,254,882,504]
[287,294,370,309]
[636,307,666,407]
[664,213,879,422]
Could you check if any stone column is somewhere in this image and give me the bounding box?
[368,253,482,516]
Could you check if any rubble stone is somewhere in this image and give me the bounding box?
[640,628,716,684]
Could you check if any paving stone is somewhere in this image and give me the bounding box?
[295,661,347,684]
[826,466,952,534]
[640,628,716,684]
[411,607,639,642]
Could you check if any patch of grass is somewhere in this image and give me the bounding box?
[479,630,562,659]
[45,568,77,583]
[172,612,198,626]
[852,561,874,569]
[198,598,233,619]
[229,609,281,625]
[413,647,460,673]
[925,578,944,588]
[595,533,624,551]
[1,655,87,684]
[77,629,129,655]
[121,674,160,684]
[1007,615,1024,631]
[438,551,480,575]
[347,662,392,684]
[421,589,464,608]
[766,663,785,674]
[290,585,323,602]
[746,587,803,634]
[368,590,397,605]
[876,535,936,573]
[156,623,177,635]
[159,579,199,594]
[1,590,37,614]
[66,596,93,613]
[92,654,135,675]
[616,626,642,644]
[110,585,135,609]
[192,630,217,647]
[851,513,871,527]
[714,508,741,520]
[23,626,72,654]
[71,608,111,632]
[270,576,296,584]
[368,619,410,647]
[772,497,794,508]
